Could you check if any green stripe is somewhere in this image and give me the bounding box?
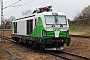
[30,17,45,37]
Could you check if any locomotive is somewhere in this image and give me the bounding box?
[12,6,70,50]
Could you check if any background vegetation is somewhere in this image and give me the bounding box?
[74,5,90,19]
[70,5,90,35]
[69,21,90,35]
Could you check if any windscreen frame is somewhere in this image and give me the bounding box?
[44,15,67,25]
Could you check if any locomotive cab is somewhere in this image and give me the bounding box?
[37,12,71,50]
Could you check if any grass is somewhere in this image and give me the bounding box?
[69,23,90,36]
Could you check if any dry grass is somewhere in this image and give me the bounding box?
[0,30,11,38]
[69,23,90,36]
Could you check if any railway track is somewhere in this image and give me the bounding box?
[70,34,90,38]
[0,36,26,60]
[46,51,90,60]
[1,35,90,60]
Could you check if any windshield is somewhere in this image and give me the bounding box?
[45,15,67,25]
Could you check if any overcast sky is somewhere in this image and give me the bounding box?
[0,0,90,22]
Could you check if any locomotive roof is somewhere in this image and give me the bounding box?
[42,11,66,16]
[12,11,66,22]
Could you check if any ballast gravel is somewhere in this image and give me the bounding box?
[0,37,90,60]
[0,41,63,60]
[64,37,90,58]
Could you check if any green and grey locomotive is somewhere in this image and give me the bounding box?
[12,6,70,50]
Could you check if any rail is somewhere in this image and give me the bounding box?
[1,36,90,60]
[46,51,90,60]
[70,34,90,38]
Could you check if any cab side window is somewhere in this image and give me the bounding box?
[14,22,17,33]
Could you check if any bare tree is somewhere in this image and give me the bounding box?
[74,5,90,19]
[22,9,32,16]
[8,16,15,24]
[2,16,15,29]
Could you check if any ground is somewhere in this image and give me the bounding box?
[64,37,90,58]
[0,42,11,60]
[0,41,62,60]
[69,23,90,36]
[0,29,90,59]
[0,36,90,60]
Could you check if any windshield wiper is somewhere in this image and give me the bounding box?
[52,20,63,27]
[52,24,55,27]
[59,24,63,27]
[52,16,63,27]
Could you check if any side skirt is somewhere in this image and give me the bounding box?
[11,34,45,48]
[11,34,65,49]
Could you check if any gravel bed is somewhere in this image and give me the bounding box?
[0,46,11,60]
[0,41,63,60]
[64,37,90,58]
[0,37,90,60]
[1,47,25,60]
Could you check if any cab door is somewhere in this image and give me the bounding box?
[27,19,33,35]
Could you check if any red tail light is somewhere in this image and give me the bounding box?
[60,40,63,42]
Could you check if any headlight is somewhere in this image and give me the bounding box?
[42,30,47,36]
